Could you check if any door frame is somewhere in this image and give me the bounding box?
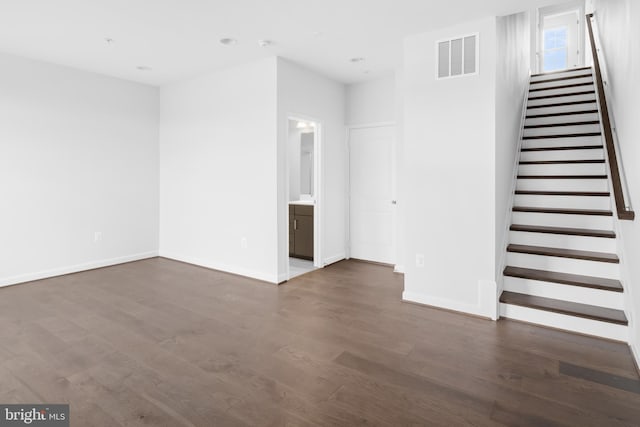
[345,122,397,265]
[285,114,323,280]
[537,1,585,73]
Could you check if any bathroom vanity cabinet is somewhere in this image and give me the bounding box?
[289,204,313,260]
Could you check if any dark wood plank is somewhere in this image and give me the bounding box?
[519,159,605,165]
[503,266,623,292]
[507,244,619,263]
[527,100,597,109]
[517,174,606,179]
[524,121,600,129]
[513,206,613,216]
[522,132,602,139]
[529,73,592,85]
[510,224,616,238]
[500,291,628,325]
[521,145,602,152]
[515,190,609,196]
[527,109,599,119]
[560,362,640,394]
[529,82,594,92]
[529,90,596,100]
[0,258,638,426]
[531,66,592,77]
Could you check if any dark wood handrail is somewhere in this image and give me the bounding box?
[586,13,635,220]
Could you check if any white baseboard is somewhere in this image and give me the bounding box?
[403,280,498,320]
[323,253,346,266]
[159,251,278,284]
[277,273,289,284]
[0,251,159,288]
[394,264,405,274]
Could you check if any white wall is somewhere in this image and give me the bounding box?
[590,0,640,366]
[159,58,279,283]
[495,12,531,289]
[0,53,159,286]
[276,58,346,280]
[346,75,396,126]
[402,17,498,318]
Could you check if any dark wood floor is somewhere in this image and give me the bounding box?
[1,258,639,426]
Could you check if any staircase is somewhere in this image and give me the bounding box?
[499,66,629,342]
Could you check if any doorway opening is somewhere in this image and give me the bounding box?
[287,117,321,279]
[538,2,585,73]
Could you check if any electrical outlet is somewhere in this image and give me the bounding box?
[94,231,102,242]
[240,237,248,249]
[415,253,425,268]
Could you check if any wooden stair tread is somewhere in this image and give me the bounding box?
[513,206,613,216]
[507,244,619,263]
[503,266,623,292]
[526,109,599,119]
[510,224,615,238]
[521,145,603,152]
[515,190,609,196]
[524,121,599,129]
[529,82,594,92]
[529,90,596,100]
[529,74,592,85]
[500,291,627,325]
[531,67,592,77]
[517,175,606,179]
[519,159,604,165]
[523,132,602,140]
[527,100,597,109]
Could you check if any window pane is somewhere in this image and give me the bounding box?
[438,41,450,78]
[464,35,476,74]
[544,49,568,72]
[451,38,463,76]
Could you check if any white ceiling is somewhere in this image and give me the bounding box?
[0,0,555,86]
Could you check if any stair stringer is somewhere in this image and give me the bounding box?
[496,74,532,300]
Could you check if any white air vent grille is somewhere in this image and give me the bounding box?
[437,33,479,79]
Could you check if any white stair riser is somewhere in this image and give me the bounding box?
[514,194,611,210]
[530,84,595,98]
[516,178,608,192]
[531,69,594,82]
[503,277,624,309]
[528,93,596,107]
[518,163,606,176]
[523,124,601,138]
[520,148,604,162]
[506,252,620,279]
[499,303,627,341]
[522,135,602,149]
[511,211,613,230]
[527,102,597,116]
[529,77,593,90]
[509,231,617,253]
[526,113,599,126]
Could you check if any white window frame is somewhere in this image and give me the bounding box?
[435,32,480,80]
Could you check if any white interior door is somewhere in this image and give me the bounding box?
[540,9,583,72]
[349,126,395,264]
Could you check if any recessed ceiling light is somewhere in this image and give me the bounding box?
[220,38,238,46]
[258,39,273,48]
[350,57,365,63]
[104,38,115,46]
[136,66,152,71]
